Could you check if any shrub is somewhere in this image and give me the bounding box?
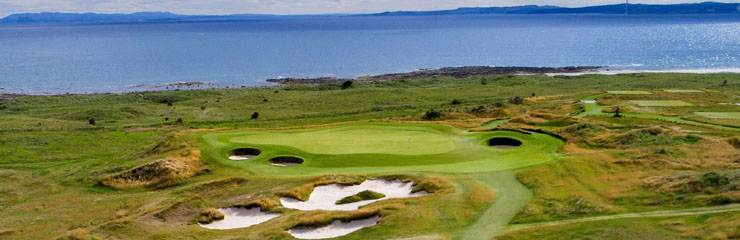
[509,96,524,105]
[451,99,462,105]
[480,78,488,85]
[176,118,183,124]
[341,80,353,90]
[88,119,96,125]
[423,109,442,120]
[728,137,740,149]
[701,172,730,188]
[200,106,206,110]
[251,112,259,120]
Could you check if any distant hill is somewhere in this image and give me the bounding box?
[2,2,740,24]
[370,2,740,16]
[0,12,280,24]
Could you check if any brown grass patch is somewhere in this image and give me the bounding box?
[728,137,740,149]
[100,149,204,189]
[234,198,282,212]
[197,208,225,224]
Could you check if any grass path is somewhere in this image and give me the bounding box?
[502,204,740,234]
[455,171,533,240]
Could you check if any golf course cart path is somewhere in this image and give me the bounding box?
[503,204,740,234]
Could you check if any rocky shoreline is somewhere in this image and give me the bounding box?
[266,66,601,85]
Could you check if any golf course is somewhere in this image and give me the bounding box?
[2,72,740,239]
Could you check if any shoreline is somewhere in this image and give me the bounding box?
[4,66,740,97]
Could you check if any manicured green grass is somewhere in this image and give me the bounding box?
[663,89,704,93]
[629,100,695,107]
[607,91,653,95]
[694,112,740,119]
[200,122,564,176]
[230,124,457,155]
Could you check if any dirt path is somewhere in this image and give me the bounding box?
[503,204,740,234]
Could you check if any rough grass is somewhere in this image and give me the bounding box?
[608,90,653,95]
[336,190,386,205]
[100,149,203,189]
[664,89,704,93]
[197,208,225,224]
[695,112,740,119]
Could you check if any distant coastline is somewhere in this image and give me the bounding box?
[5,66,740,96]
[2,2,740,24]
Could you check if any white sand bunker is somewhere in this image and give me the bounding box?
[228,148,261,161]
[281,179,428,211]
[199,208,281,230]
[289,215,381,239]
[582,100,597,104]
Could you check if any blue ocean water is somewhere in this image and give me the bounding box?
[1,14,739,94]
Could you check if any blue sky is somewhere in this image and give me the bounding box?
[0,0,738,17]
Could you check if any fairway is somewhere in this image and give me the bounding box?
[630,100,695,107]
[200,122,564,176]
[663,89,703,93]
[694,112,740,119]
[607,91,653,95]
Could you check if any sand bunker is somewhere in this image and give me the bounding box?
[289,216,381,239]
[582,100,597,104]
[228,148,261,160]
[281,179,427,211]
[269,156,304,166]
[488,137,523,148]
[198,208,281,230]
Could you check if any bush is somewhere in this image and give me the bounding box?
[341,80,353,90]
[509,96,524,105]
[176,118,183,124]
[423,109,442,120]
[701,172,730,188]
[198,208,225,224]
[451,99,462,105]
[88,119,96,125]
[251,112,259,120]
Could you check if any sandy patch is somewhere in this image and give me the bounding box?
[272,162,301,167]
[228,155,257,160]
[281,179,428,211]
[199,208,281,230]
[289,216,381,239]
[582,100,597,104]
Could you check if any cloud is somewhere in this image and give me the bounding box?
[0,0,738,17]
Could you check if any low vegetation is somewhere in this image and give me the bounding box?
[336,190,387,205]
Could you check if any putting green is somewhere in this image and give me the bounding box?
[230,125,456,155]
[630,100,695,107]
[200,122,564,176]
[607,91,652,95]
[694,112,740,119]
[663,89,703,93]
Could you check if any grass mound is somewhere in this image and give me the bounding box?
[198,208,225,224]
[597,127,701,148]
[336,190,386,205]
[100,150,203,189]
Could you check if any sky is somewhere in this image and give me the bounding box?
[1,0,738,17]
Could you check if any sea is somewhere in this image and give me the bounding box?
[1,14,739,94]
